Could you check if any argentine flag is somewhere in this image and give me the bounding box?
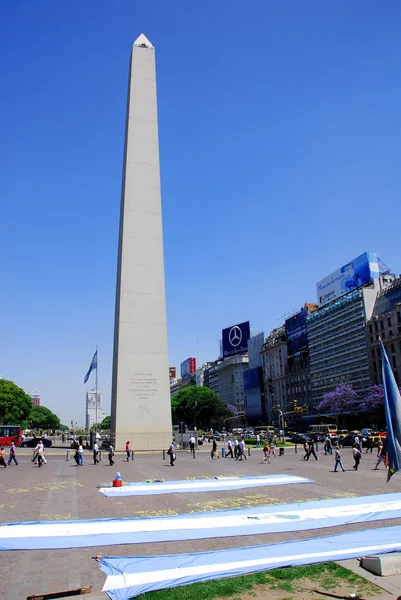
[381,342,401,481]
[84,351,97,384]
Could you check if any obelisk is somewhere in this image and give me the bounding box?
[111,34,172,450]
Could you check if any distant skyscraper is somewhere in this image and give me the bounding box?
[86,390,105,431]
[111,34,172,450]
[29,390,40,406]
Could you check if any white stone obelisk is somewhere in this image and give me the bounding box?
[111,34,172,450]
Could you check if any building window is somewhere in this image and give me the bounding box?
[371,349,375,359]
[388,317,392,327]
[391,343,395,353]
[380,321,384,330]
[393,356,397,369]
[374,321,378,332]
[398,311,401,323]
[369,324,373,334]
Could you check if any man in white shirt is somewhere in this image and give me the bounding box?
[189,435,196,455]
[226,438,234,458]
[93,442,99,465]
[256,434,261,448]
[77,444,84,466]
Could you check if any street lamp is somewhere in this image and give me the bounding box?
[276,408,284,441]
[194,401,197,432]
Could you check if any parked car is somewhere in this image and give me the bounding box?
[336,430,349,438]
[339,433,366,447]
[20,437,53,448]
[289,434,310,444]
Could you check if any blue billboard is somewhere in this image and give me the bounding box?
[316,251,379,308]
[243,366,265,424]
[285,309,309,356]
[222,321,250,358]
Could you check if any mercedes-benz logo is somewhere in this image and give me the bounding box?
[229,325,242,347]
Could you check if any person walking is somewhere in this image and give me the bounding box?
[333,445,345,472]
[354,434,362,453]
[108,444,115,466]
[256,434,261,448]
[211,439,217,459]
[189,435,195,455]
[303,440,309,460]
[233,438,239,459]
[37,444,44,467]
[374,438,388,470]
[324,435,332,456]
[0,446,7,468]
[125,441,131,462]
[7,441,18,466]
[365,435,373,453]
[306,439,318,461]
[237,438,247,460]
[352,444,361,470]
[261,441,270,464]
[168,441,176,466]
[93,441,99,465]
[226,438,234,458]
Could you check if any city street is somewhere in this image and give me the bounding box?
[1,443,400,599]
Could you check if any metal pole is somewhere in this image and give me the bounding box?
[95,345,98,436]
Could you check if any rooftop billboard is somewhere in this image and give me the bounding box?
[316,251,379,308]
[222,321,250,358]
[180,358,196,377]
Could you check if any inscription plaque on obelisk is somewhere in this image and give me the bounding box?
[111,34,172,450]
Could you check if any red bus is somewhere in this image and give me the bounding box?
[0,425,23,447]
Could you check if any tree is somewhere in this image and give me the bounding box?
[99,416,111,429]
[361,384,401,413]
[317,384,358,422]
[0,379,32,424]
[171,387,231,430]
[29,405,61,430]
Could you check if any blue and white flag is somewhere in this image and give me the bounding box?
[381,342,401,481]
[84,350,97,384]
[227,404,240,416]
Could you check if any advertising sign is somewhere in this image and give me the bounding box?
[285,309,308,356]
[222,321,250,358]
[316,251,379,308]
[169,367,176,380]
[180,358,196,377]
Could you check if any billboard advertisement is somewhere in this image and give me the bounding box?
[180,358,196,377]
[222,321,250,358]
[243,366,265,424]
[316,251,379,308]
[286,309,308,356]
[169,367,176,380]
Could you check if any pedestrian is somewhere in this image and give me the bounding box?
[261,441,270,464]
[32,440,47,465]
[237,438,247,460]
[365,435,373,453]
[77,444,84,466]
[333,445,345,472]
[211,439,217,459]
[125,441,131,462]
[306,439,318,461]
[324,435,332,455]
[374,438,388,470]
[256,434,261,448]
[0,446,7,468]
[226,438,234,458]
[37,444,44,467]
[189,435,195,455]
[108,444,115,466]
[303,440,309,460]
[352,444,361,470]
[233,438,239,459]
[167,441,176,466]
[93,441,99,465]
[7,441,18,466]
[354,434,362,453]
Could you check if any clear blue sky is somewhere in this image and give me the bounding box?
[1,1,400,426]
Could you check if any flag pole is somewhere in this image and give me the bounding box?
[95,345,98,434]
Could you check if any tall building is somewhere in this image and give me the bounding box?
[284,303,317,413]
[261,327,287,424]
[243,333,265,425]
[307,252,393,406]
[111,34,172,450]
[29,390,40,406]
[206,355,248,412]
[86,390,105,430]
[367,275,401,386]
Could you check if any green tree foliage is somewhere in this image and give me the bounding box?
[171,387,230,430]
[0,379,32,424]
[99,416,111,429]
[29,405,61,430]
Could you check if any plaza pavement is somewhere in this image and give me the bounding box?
[1,443,401,600]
